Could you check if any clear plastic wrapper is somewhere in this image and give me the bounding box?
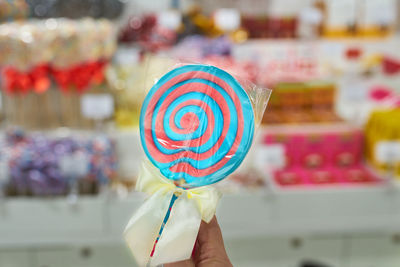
[140,63,270,188]
[125,63,270,266]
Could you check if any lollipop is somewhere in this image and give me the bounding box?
[140,64,255,187]
[126,64,269,267]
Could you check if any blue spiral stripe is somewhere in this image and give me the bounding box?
[140,64,255,187]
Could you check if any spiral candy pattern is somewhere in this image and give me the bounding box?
[140,64,255,187]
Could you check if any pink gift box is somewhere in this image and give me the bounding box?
[298,133,330,169]
[263,125,380,188]
[263,125,364,170]
[327,129,363,168]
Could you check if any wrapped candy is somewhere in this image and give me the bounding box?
[86,136,117,185]
[9,135,68,196]
[0,18,116,71]
[124,64,270,266]
[0,18,115,94]
[4,129,116,196]
[0,18,116,129]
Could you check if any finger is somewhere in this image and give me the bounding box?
[194,216,232,266]
[197,216,224,248]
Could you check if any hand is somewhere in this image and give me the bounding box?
[164,216,232,267]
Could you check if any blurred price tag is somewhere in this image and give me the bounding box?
[81,94,114,120]
[300,6,322,24]
[158,10,182,30]
[255,144,286,170]
[214,8,240,31]
[375,141,400,163]
[341,80,368,102]
[60,152,89,178]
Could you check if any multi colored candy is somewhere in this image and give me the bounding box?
[140,64,255,188]
[0,18,116,94]
[2,129,117,196]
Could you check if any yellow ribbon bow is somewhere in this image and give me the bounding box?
[125,160,221,266]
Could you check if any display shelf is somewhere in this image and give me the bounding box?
[220,186,400,237]
[0,196,116,248]
[1,186,400,248]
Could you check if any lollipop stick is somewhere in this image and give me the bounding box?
[13,95,19,126]
[73,92,81,128]
[48,87,60,127]
[67,92,75,127]
[60,91,69,127]
[27,93,33,129]
[147,193,179,266]
[3,94,13,126]
[25,92,34,129]
[47,89,56,128]
[65,93,72,127]
[16,94,25,127]
[53,88,63,127]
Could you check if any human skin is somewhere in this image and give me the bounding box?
[164,216,233,267]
